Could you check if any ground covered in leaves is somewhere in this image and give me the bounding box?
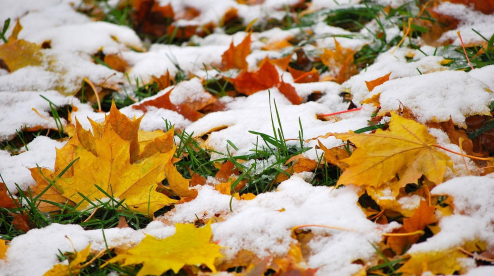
[1,0,494,275]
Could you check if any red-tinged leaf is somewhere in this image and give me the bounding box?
[387,200,437,254]
[221,34,252,71]
[278,81,302,105]
[288,67,320,83]
[446,0,494,14]
[365,72,391,92]
[230,58,280,95]
[166,24,198,39]
[12,213,34,233]
[0,183,18,209]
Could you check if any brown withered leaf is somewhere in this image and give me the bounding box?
[133,0,175,38]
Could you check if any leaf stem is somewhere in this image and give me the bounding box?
[318,107,363,117]
[382,230,424,237]
[432,144,493,161]
[457,31,474,70]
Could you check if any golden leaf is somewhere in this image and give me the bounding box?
[106,221,222,275]
[397,248,467,276]
[335,112,453,188]
[0,39,43,72]
[29,103,196,216]
[44,244,92,276]
[0,240,8,260]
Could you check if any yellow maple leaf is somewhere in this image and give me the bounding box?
[335,112,453,188]
[30,103,195,216]
[0,239,8,260]
[397,248,467,276]
[106,221,222,275]
[44,244,92,276]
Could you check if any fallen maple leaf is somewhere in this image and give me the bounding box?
[317,141,350,170]
[365,72,391,92]
[230,58,280,95]
[104,53,128,73]
[106,221,222,275]
[278,80,303,105]
[0,183,18,209]
[221,33,251,71]
[30,103,194,215]
[320,39,358,84]
[133,0,175,38]
[397,248,467,276]
[44,244,92,276]
[335,112,453,188]
[387,200,436,254]
[133,79,216,122]
[0,38,43,72]
[288,67,320,83]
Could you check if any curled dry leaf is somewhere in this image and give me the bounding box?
[335,112,453,188]
[106,221,222,276]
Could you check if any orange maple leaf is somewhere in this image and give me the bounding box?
[221,33,252,71]
[320,38,358,84]
[365,72,391,92]
[230,58,280,95]
[387,200,436,254]
[132,85,216,122]
[288,67,320,83]
[106,221,222,275]
[278,80,303,105]
[334,112,453,188]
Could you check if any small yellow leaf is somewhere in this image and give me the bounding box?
[106,221,222,275]
[0,240,8,260]
[398,248,467,276]
[44,244,92,276]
